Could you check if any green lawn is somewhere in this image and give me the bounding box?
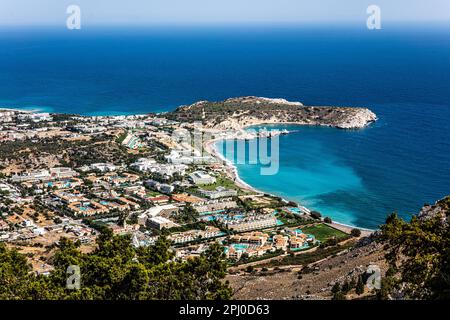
[301,223,348,242]
[199,176,240,191]
[146,191,164,197]
[276,214,308,227]
[116,132,127,144]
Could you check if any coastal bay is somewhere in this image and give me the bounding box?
[1,26,449,229]
[214,102,450,229]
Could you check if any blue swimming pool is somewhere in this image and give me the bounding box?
[230,243,249,251]
[287,207,302,215]
[199,209,225,216]
[200,213,246,222]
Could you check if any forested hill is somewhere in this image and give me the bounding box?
[380,196,449,299]
[0,231,232,300]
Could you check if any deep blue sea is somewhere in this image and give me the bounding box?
[1,24,449,228]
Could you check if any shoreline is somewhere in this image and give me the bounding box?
[203,128,376,233]
[0,107,34,113]
[204,137,260,193]
[0,106,51,114]
[4,103,376,232]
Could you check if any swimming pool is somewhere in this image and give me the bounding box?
[199,209,225,216]
[230,243,249,251]
[290,243,310,251]
[287,207,302,215]
[200,213,246,222]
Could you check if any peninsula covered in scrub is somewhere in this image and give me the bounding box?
[165,96,377,130]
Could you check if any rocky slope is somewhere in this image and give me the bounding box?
[418,196,449,224]
[227,196,450,300]
[166,96,377,129]
[227,240,387,300]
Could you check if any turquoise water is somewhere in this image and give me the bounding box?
[1,25,449,229]
[199,210,225,216]
[201,213,246,222]
[216,102,450,229]
[223,243,250,253]
[287,207,302,215]
[231,243,250,251]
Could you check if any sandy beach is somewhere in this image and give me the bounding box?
[203,129,375,234]
[204,137,259,193]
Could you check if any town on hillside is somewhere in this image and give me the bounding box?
[0,108,368,298]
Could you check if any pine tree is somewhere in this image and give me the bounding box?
[356,276,365,295]
[0,230,232,300]
[331,282,340,294]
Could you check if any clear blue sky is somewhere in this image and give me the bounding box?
[1,0,449,26]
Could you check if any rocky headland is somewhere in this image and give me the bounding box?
[166,96,377,130]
